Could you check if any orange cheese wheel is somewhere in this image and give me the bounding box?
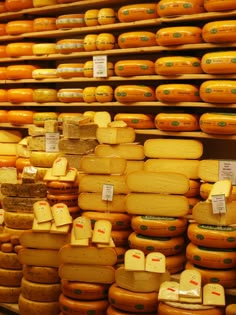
[46,181,78,195]
[33,0,56,6]
[6,65,39,80]
[108,284,158,313]
[33,43,56,55]
[33,17,57,32]
[201,51,236,74]
[188,223,236,249]
[157,0,205,17]
[7,88,34,103]
[96,33,116,50]
[200,80,236,103]
[166,252,186,274]
[56,63,84,78]
[200,112,236,134]
[33,112,58,126]
[32,68,57,79]
[0,110,8,122]
[0,89,8,102]
[156,84,200,102]
[114,59,155,76]
[202,20,236,43]
[61,280,109,300]
[155,112,199,131]
[0,24,6,35]
[0,45,7,58]
[156,26,203,46]
[186,261,236,288]
[155,56,202,75]
[95,85,113,102]
[114,113,155,128]
[158,302,224,315]
[33,89,58,103]
[131,215,187,237]
[0,2,7,13]
[118,3,158,22]
[6,20,34,35]
[57,88,84,102]
[0,155,17,167]
[98,8,116,25]
[5,0,33,11]
[82,86,97,103]
[59,293,108,315]
[23,265,60,284]
[204,0,236,11]
[128,231,185,256]
[6,42,34,57]
[111,230,131,247]
[107,305,156,315]
[47,193,78,207]
[56,39,84,54]
[56,14,85,29]
[184,179,200,197]
[118,31,156,48]
[115,85,156,102]
[0,250,22,269]
[186,242,236,269]
[83,60,114,77]
[83,34,97,52]
[7,110,34,124]
[15,157,31,171]
[0,67,6,80]
[84,9,99,26]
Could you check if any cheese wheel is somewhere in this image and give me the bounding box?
[58,112,83,123]
[200,182,236,201]
[57,88,83,102]
[155,56,202,75]
[56,39,84,54]
[33,89,58,103]
[0,45,7,58]
[18,248,60,267]
[6,20,34,35]
[47,193,78,207]
[158,302,224,315]
[0,2,7,13]
[114,59,155,76]
[98,8,116,25]
[0,129,22,143]
[0,250,22,269]
[32,112,58,126]
[156,26,203,46]
[84,9,99,26]
[7,88,34,103]
[0,267,23,286]
[18,294,60,315]
[33,43,56,55]
[118,3,158,22]
[201,51,236,74]
[95,86,114,103]
[107,305,156,315]
[200,80,236,103]
[118,31,156,48]
[96,33,116,50]
[115,85,156,102]
[23,265,59,284]
[83,60,114,78]
[56,14,85,29]
[157,0,205,17]
[198,159,220,182]
[226,305,236,315]
[200,112,236,134]
[95,143,145,160]
[46,181,78,195]
[0,67,6,80]
[6,42,34,57]
[156,84,200,102]
[155,112,199,131]
[0,110,7,122]
[114,113,155,129]
[81,87,96,102]
[33,0,56,6]
[204,0,236,11]
[166,252,186,274]
[0,155,17,167]
[5,0,33,11]
[83,34,97,52]
[56,63,84,78]
[30,151,61,167]
[0,285,21,303]
[6,65,39,80]
[202,20,236,43]
[4,211,33,229]
[131,216,187,237]
[0,24,6,36]
[32,68,57,79]
[0,89,7,101]
[33,17,57,32]
[108,283,158,313]
[7,110,34,125]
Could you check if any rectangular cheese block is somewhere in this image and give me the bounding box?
[80,156,127,175]
[96,127,136,144]
[78,192,126,212]
[95,144,145,160]
[59,244,117,265]
[144,139,203,159]
[145,159,200,179]
[43,168,77,182]
[27,136,46,151]
[0,168,18,184]
[28,125,46,136]
[1,183,47,197]
[126,193,189,217]
[2,197,47,212]
[18,248,60,267]
[63,122,98,139]
[59,139,98,155]
[62,154,83,170]
[30,152,61,168]
[0,130,22,143]
[0,143,17,156]
[79,174,129,194]
[198,159,220,182]
[59,264,115,284]
[124,160,144,174]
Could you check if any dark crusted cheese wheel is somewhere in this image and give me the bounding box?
[46,181,78,195]
[4,211,33,230]
[0,267,23,286]
[0,250,22,269]
[18,294,60,315]
[23,265,60,284]
[47,193,78,207]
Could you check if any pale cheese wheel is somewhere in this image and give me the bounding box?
[156,84,201,102]
[200,80,236,103]
[7,88,34,103]
[155,112,199,131]
[33,0,56,7]
[56,39,84,54]
[6,65,39,80]
[115,85,156,102]
[33,112,58,126]
[33,17,57,32]
[96,127,135,144]
[157,0,205,16]
[18,294,60,315]
[6,42,34,57]
[200,112,236,134]
[23,265,60,284]
[84,9,99,26]
[32,68,57,79]
[204,0,236,11]
[118,3,158,22]
[57,88,83,102]
[118,31,156,48]
[56,14,85,29]
[5,0,33,11]
[7,110,34,125]
[0,250,22,269]
[6,20,34,35]
[4,211,33,230]
[202,20,236,43]
[30,151,61,167]
[0,285,21,303]
[96,33,116,50]
[56,63,84,78]
[95,143,145,160]
[114,113,155,129]
[201,51,236,74]
[0,267,23,286]
[98,8,116,25]
[158,302,224,315]
[155,56,202,75]
[18,248,60,267]
[33,43,56,55]
[114,59,155,76]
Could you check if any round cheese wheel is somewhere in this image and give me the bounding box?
[0,250,22,269]
[33,89,58,103]
[107,305,157,315]
[58,112,83,123]
[0,45,7,58]
[155,56,202,75]
[33,43,56,55]
[186,241,236,269]
[0,156,17,167]
[0,89,8,102]
[118,31,156,48]
[128,231,185,256]
[204,0,236,11]
[5,0,33,11]
[7,88,34,103]
[115,59,155,76]
[98,8,116,25]
[0,109,8,122]
[0,267,23,286]
[33,112,58,126]
[200,80,236,103]
[6,65,39,80]
[6,20,34,35]
[84,9,99,26]
[156,84,200,102]
[156,26,203,46]
[23,265,60,284]
[18,294,60,315]
[0,285,21,303]
[83,60,114,77]
[33,0,56,7]
[61,280,109,300]
[56,14,85,29]
[111,230,132,247]
[0,2,7,13]
[131,216,187,237]
[83,34,97,52]
[15,157,31,171]
[158,302,224,315]
[157,0,205,17]
[57,88,84,102]
[95,85,113,102]
[202,20,236,43]
[82,86,97,102]
[96,33,116,50]
[108,283,158,313]
[199,112,236,134]
[56,39,84,54]
[56,63,84,78]
[0,24,6,36]
[225,304,236,315]
[155,112,199,131]
[6,42,34,57]
[201,51,236,74]
[114,113,155,128]
[184,179,200,197]
[47,193,78,207]
[200,182,236,201]
[32,68,57,79]
[7,110,34,124]
[59,293,108,315]
[118,3,158,22]
[4,211,33,230]
[33,17,57,32]
[46,181,78,195]
[0,67,6,79]
[115,85,156,102]
[166,252,186,274]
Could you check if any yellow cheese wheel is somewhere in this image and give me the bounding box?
[33,89,58,103]
[33,112,58,126]
[57,88,84,102]
[32,68,57,79]
[84,9,99,26]
[7,88,34,103]
[186,241,236,269]
[4,211,33,229]
[118,3,158,22]
[5,0,33,11]
[56,39,84,54]
[0,267,23,286]
[6,42,34,57]
[33,0,56,7]
[23,265,59,284]
[114,59,155,76]
[56,14,85,29]
[96,33,116,50]
[82,86,97,102]
[115,85,156,102]
[157,0,205,17]
[114,113,155,128]
[158,302,224,315]
[56,63,84,78]
[7,110,35,124]
[156,84,200,102]
[18,294,60,315]
[0,45,7,58]
[0,155,17,167]
[6,65,39,80]
[118,31,156,48]
[0,89,8,101]
[95,85,113,102]
[155,112,199,131]
[33,17,57,32]
[201,51,236,74]
[200,80,236,103]
[155,56,202,75]
[202,20,236,43]
[204,0,236,11]
[83,34,97,52]
[0,67,6,80]
[6,20,34,35]
[199,112,236,134]
[156,26,203,46]
[33,43,56,55]
[98,8,116,25]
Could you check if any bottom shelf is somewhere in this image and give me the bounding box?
[0,304,19,314]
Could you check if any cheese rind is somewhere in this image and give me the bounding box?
[1,183,47,197]
[80,156,126,174]
[20,231,70,249]
[18,294,60,315]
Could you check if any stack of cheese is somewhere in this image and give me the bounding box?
[186,179,236,289]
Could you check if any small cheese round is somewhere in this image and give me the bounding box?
[56,14,85,29]
[6,20,34,35]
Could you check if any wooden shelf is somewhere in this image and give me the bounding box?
[0,303,19,314]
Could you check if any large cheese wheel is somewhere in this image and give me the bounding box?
[118,3,158,22]
[156,26,202,46]
[204,0,236,11]
[6,65,39,80]
[23,265,60,284]
[155,56,202,75]
[202,20,236,43]
[114,113,155,128]
[5,0,33,11]
[201,51,236,74]
[18,248,60,267]
[33,111,58,126]
[56,39,84,54]
[33,89,58,103]
[156,84,200,102]
[56,63,84,78]
[118,31,156,48]
[115,85,156,102]
[33,43,56,55]
[95,85,113,102]
[6,20,34,35]
[155,112,199,131]
[56,14,85,29]
[7,110,34,124]
[0,155,17,167]
[108,283,158,313]
[200,80,236,103]
[0,250,22,269]
[157,0,205,17]
[0,285,21,303]
[200,112,236,134]
[84,9,99,26]
[30,151,61,167]
[33,0,56,6]
[95,33,116,50]
[47,192,78,207]
[18,294,60,315]
[32,68,57,79]
[57,88,83,102]
[33,17,57,32]
[57,112,83,123]
[7,88,34,103]
[4,211,33,229]
[6,42,34,57]
[114,60,155,77]
[0,45,7,58]
[0,267,23,286]
[98,8,116,25]
[158,302,224,315]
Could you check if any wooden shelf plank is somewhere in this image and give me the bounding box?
[0,303,19,314]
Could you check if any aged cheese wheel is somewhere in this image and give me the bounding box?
[6,20,34,35]
[33,89,58,103]
[4,211,33,229]
[115,85,156,102]
[33,0,56,7]
[202,20,236,43]
[33,43,56,55]
[56,63,84,78]
[84,9,99,26]
[157,0,205,17]
[96,33,116,50]
[57,88,84,102]
[98,8,116,25]
[5,0,33,11]
[201,51,236,74]
[32,68,57,79]
[0,250,22,269]
[118,31,156,48]
[200,112,236,134]
[46,180,78,195]
[204,0,236,11]
[118,3,158,22]
[155,112,199,131]
[0,267,23,286]
[33,17,57,32]
[83,34,97,52]
[6,42,34,57]
[156,26,202,46]
[114,113,155,129]
[200,80,236,103]
[156,84,200,102]
[7,88,34,103]
[6,65,39,80]
[56,39,84,54]
[0,45,7,58]
[18,294,60,315]
[158,302,224,315]
[56,14,85,29]
[23,265,59,284]
[114,59,155,76]
[0,285,21,303]
[7,110,34,125]
[155,56,202,75]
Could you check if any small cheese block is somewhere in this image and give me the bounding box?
[32,218,51,232]
[63,122,98,139]
[96,127,136,144]
[18,248,60,267]
[92,219,112,244]
[208,179,232,201]
[51,156,68,177]
[58,138,98,155]
[33,200,53,223]
[1,183,47,198]
[95,144,145,160]
[44,168,77,182]
[125,249,145,271]
[73,216,92,239]
[80,156,126,175]
[18,294,60,315]
[23,265,60,284]
[179,270,201,298]
[158,281,180,301]
[203,283,225,306]
[51,203,72,227]
[27,136,45,151]
[2,196,47,212]
[0,167,18,184]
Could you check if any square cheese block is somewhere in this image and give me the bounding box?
[63,122,98,139]
[95,144,145,160]
[27,136,46,151]
[96,127,136,144]
[80,156,127,175]
[59,138,98,155]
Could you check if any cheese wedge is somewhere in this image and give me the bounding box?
[208,179,232,201]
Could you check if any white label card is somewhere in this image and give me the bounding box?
[211,194,227,214]
[93,55,108,77]
[219,160,236,185]
[45,132,60,152]
[102,184,114,201]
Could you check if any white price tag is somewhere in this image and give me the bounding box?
[219,160,236,185]
[93,55,108,77]
[211,194,227,214]
[102,184,114,201]
[45,132,60,152]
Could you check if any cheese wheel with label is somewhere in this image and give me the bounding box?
[95,33,116,50]
[5,0,33,11]
[98,8,116,25]
[7,89,34,103]
[57,88,83,103]
[33,17,57,32]
[155,56,202,75]
[158,302,224,315]
[6,65,39,80]
[33,111,58,126]
[23,265,59,284]
[157,0,205,17]
[18,294,60,315]
[204,0,236,11]
[114,113,155,129]
[156,26,203,46]
[155,112,199,131]
[200,182,236,201]
[200,112,236,134]
[114,59,155,77]
[200,80,236,103]
[56,39,84,54]
[118,3,158,22]
[115,85,156,102]
[201,51,236,74]
[156,84,200,102]
[56,14,85,29]
[56,63,84,78]
[84,9,99,26]
[6,42,34,57]
[7,110,34,125]
[118,31,156,48]
[202,20,236,43]
[32,68,57,79]
[6,20,34,35]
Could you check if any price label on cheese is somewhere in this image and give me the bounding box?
[219,160,236,185]
[211,194,227,214]
[93,55,108,77]
[45,132,60,152]
[102,184,114,201]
